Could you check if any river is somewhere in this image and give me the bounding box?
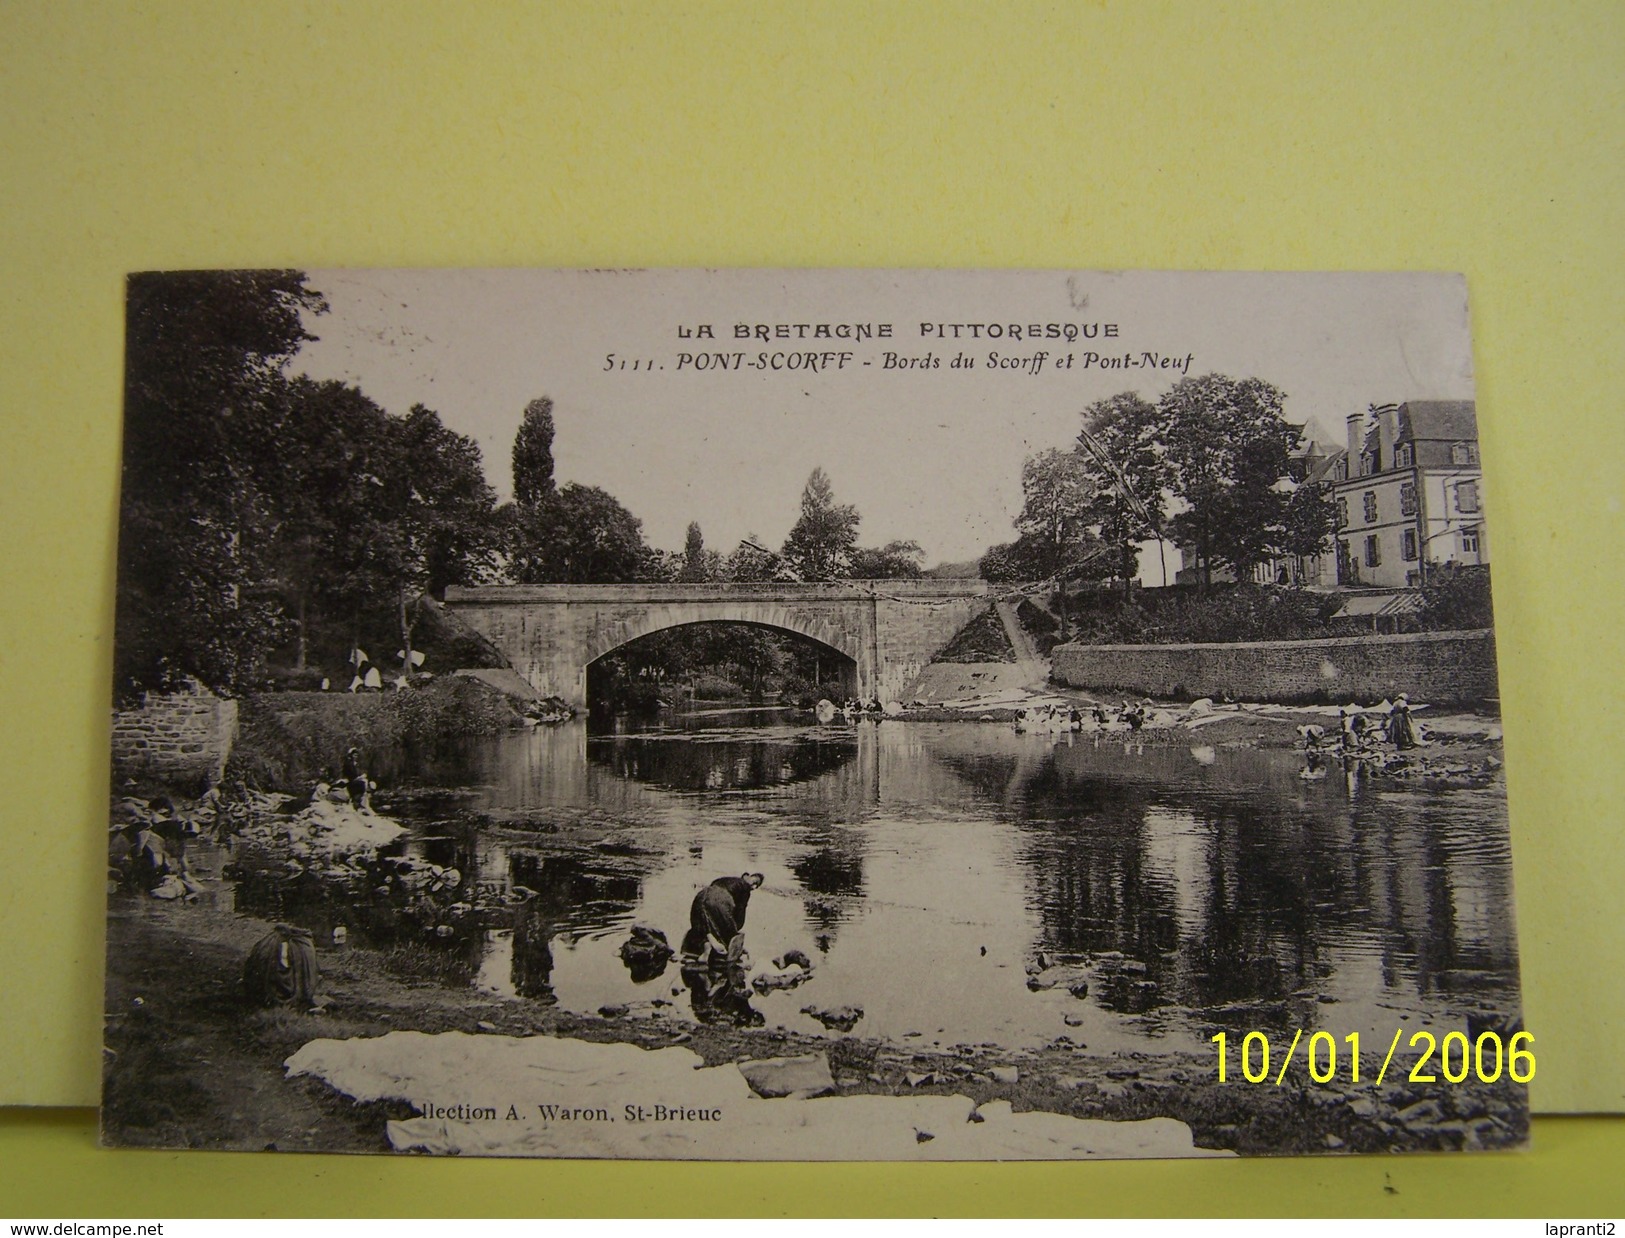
[233,705,1522,1057]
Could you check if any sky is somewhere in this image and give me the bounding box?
[291,269,1476,567]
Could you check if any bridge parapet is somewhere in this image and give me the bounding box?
[445,580,992,604]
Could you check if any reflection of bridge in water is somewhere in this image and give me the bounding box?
[443,580,991,710]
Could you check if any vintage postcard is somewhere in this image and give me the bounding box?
[104,269,1526,1159]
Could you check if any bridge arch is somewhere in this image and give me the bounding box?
[442,581,992,710]
[585,611,864,704]
[582,606,863,669]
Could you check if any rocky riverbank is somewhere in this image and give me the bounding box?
[103,876,1525,1157]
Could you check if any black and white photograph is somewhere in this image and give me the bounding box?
[103,268,1526,1160]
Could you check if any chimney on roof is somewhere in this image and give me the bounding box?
[1346,411,1368,474]
[1374,404,1398,474]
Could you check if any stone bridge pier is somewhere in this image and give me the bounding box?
[442,580,992,710]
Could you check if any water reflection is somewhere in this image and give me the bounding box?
[589,730,858,793]
[231,710,1521,1052]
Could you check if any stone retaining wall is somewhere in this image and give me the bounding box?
[1051,629,1498,705]
[110,682,238,788]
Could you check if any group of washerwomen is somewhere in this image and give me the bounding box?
[1298,693,1424,756]
[113,742,378,1011]
[1013,700,1161,734]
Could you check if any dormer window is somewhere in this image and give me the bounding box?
[1450,442,1479,466]
[1394,443,1414,468]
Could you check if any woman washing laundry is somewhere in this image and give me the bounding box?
[680,872,766,967]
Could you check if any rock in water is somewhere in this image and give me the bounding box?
[1026,963,1090,992]
[738,1053,837,1099]
[751,966,814,993]
[773,949,814,971]
[619,924,675,981]
[801,1004,864,1032]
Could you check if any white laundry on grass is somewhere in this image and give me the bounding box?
[285,1030,1232,1161]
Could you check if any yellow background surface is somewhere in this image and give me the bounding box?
[1,0,1621,1215]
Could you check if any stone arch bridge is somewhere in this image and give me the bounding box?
[442,580,992,710]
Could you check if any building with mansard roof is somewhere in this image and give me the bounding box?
[1331,400,1487,590]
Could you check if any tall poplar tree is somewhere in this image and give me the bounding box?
[512,396,556,505]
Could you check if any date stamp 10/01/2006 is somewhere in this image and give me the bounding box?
[1210,1030,1535,1087]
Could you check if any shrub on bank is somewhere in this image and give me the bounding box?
[1040,574,1496,648]
[1419,564,1494,630]
[690,674,746,700]
[778,676,851,708]
[1044,584,1357,646]
[225,676,526,792]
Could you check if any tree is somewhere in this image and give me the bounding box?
[978,537,1052,583]
[1157,374,1299,587]
[386,405,500,675]
[1279,479,1337,578]
[262,377,394,670]
[1076,392,1169,595]
[1014,448,1105,636]
[512,396,556,505]
[116,270,327,698]
[781,467,860,581]
[507,483,653,584]
[726,535,781,582]
[301,400,499,681]
[678,521,723,582]
[1016,449,1098,577]
[849,540,925,579]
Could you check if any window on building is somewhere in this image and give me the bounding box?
[1395,443,1414,468]
[1402,529,1418,561]
[1399,483,1417,515]
[1336,497,1349,528]
[1363,491,1378,523]
[1365,535,1381,568]
[1456,481,1480,513]
[1361,449,1380,476]
[1450,442,1480,466]
[1461,528,1480,555]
